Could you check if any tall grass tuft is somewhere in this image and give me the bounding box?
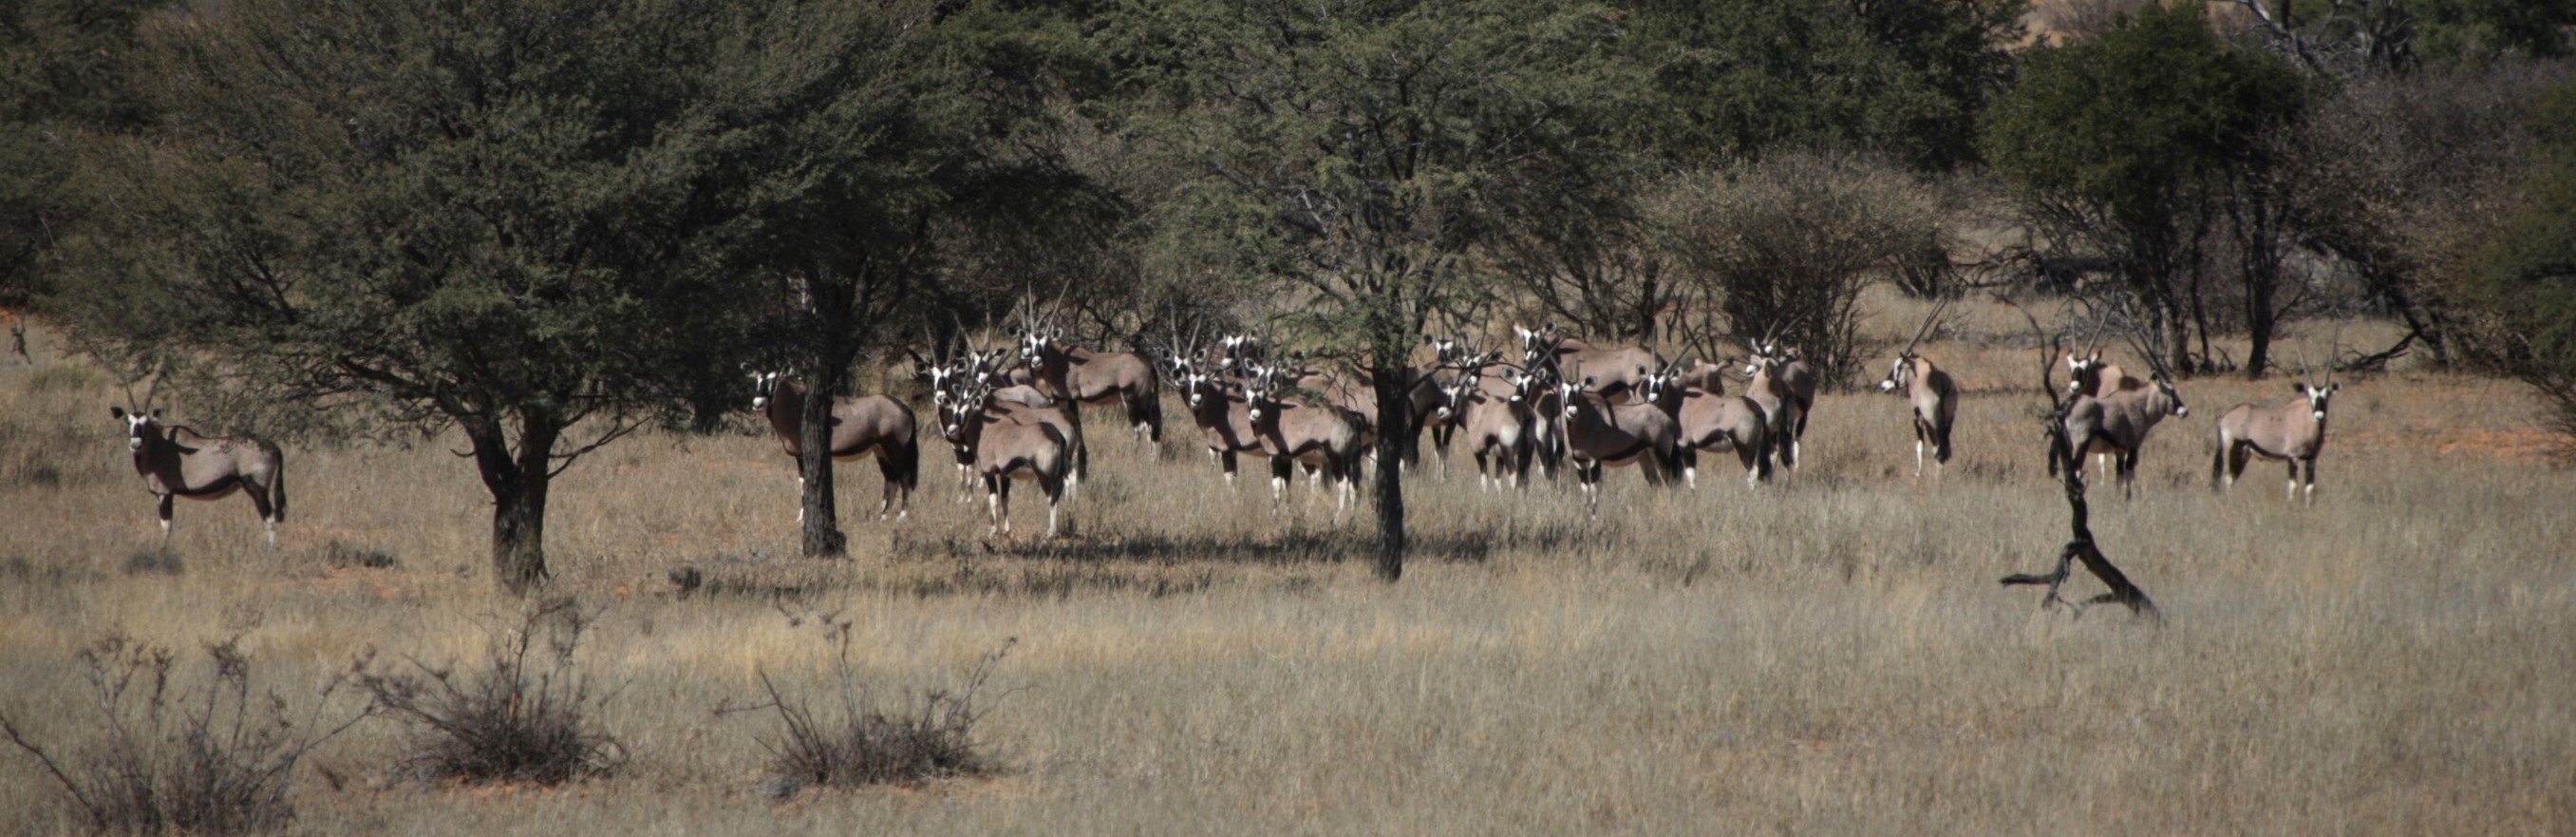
[722,609,1013,798]
[357,598,623,785]
[0,635,372,836]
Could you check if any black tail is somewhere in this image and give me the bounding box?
[271,448,288,523]
[1932,419,1953,465]
[884,430,919,491]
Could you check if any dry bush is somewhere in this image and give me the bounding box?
[1657,152,1943,386]
[0,635,370,836]
[357,598,623,785]
[317,541,397,570]
[722,610,1012,798]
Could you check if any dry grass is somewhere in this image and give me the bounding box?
[0,302,2570,835]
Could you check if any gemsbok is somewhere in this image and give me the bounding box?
[1744,341,1816,465]
[948,378,1078,539]
[1550,372,1682,517]
[1515,323,1661,405]
[1171,355,1269,487]
[2065,349,2143,483]
[2213,365,2339,504]
[1020,328,1163,451]
[2055,368,2188,500]
[1244,364,1370,518]
[111,407,286,545]
[750,371,920,523]
[1644,360,1772,488]
[1742,350,1804,471]
[1878,353,1958,478]
[929,354,1084,504]
[1877,301,1959,478]
[1441,365,1545,490]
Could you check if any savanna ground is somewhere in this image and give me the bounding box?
[1,293,2570,835]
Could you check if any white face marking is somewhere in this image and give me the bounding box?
[125,414,150,450]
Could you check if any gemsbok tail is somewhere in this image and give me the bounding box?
[1932,420,1954,466]
[889,428,920,492]
[1140,390,1165,444]
[271,448,288,523]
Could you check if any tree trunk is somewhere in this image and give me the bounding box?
[467,412,562,596]
[1371,363,1408,582]
[799,361,848,558]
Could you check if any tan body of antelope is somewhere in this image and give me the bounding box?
[1744,343,1815,466]
[112,408,286,545]
[751,372,919,523]
[1440,367,1546,489]
[1246,366,1371,518]
[1517,324,1661,405]
[1551,374,1681,516]
[947,386,1077,539]
[1742,352,1803,470]
[2056,374,2187,500]
[1644,365,1771,488]
[1878,353,1958,478]
[1022,332,1163,450]
[2213,382,2338,504]
[1173,360,1268,486]
[2066,352,2144,482]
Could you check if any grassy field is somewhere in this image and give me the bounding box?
[2,296,2571,835]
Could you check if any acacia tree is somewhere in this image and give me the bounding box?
[708,0,1110,557]
[51,0,770,593]
[0,0,169,307]
[1110,0,1629,580]
[1984,3,2305,373]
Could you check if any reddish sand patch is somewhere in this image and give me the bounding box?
[2339,427,2565,465]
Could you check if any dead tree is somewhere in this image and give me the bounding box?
[2001,299,2160,620]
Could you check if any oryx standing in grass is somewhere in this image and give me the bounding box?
[1743,339,1816,466]
[1020,327,1163,452]
[2065,349,2143,483]
[1551,372,1682,517]
[1441,363,1547,490]
[1742,350,1804,471]
[2054,361,2187,501]
[1516,323,1662,405]
[1244,364,1370,518]
[944,378,1077,539]
[2213,358,2339,504]
[112,406,287,545]
[1644,359,1771,488]
[1170,354,1268,487]
[750,371,920,523]
[1878,299,1959,478]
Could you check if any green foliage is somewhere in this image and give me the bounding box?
[2412,0,2575,64]
[0,0,171,305]
[1112,0,1632,364]
[1984,4,2308,220]
[1625,0,2024,171]
[2467,76,2576,454]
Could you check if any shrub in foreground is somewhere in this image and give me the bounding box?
[724,611,1013,798]
[0,635,371,836]
[357,598,623,785]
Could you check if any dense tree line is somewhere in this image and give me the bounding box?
[8,0,2571,588]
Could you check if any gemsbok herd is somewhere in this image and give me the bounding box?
[102,304,2356,544]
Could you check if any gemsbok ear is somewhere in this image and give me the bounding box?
[2326,383,2340,394]
[151,409,164,419]
[2294,383,2309,395]
[111,407,127,419]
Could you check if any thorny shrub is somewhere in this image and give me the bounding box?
[356,597,624,785]
[720,607,1015,798]
[0,635,373,836]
